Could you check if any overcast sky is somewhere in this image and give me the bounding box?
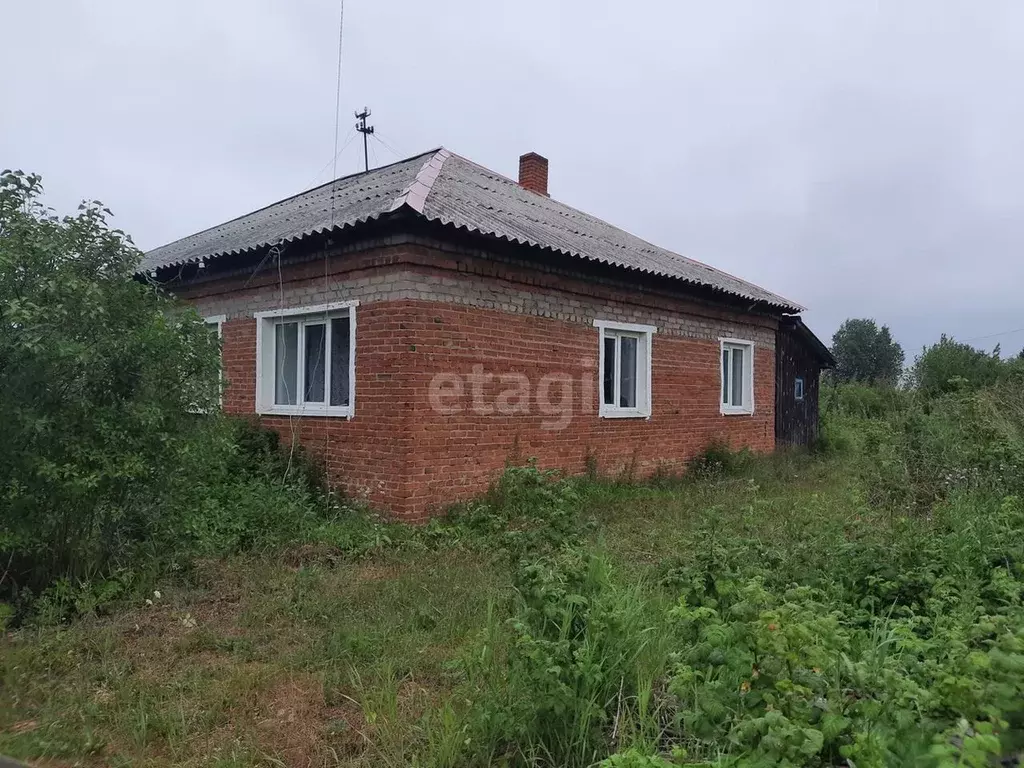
[3,1,1023,356]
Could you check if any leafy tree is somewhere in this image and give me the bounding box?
[0,170,220,599]
[830,318,905,385]
[909,335,1006,397]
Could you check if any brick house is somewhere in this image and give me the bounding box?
[142,149,833,521]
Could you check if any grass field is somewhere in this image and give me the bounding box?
[2,440,1022,767]
[0,454,835,766]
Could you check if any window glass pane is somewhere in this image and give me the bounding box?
[330,316,351,406]
[795,378,804,400]
[731,347,744,407]
[274,322,298,405]
[619,335,637,408]
[603,335,616,406]
[304,323,326,403]
[722,348,730,404]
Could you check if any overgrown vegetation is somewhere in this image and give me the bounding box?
[0,171,347,623]
[908,334,1024,397]
[6,380,1023,765]
[3,178,1024,765]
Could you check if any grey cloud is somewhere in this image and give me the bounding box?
[2,0,1022,355]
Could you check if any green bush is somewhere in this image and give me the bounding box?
[429,461,586,560]
[820,381,907,420]
[822,380,1024,510]
[910,335,1010,398]
[597,749,679,767]
[0,171,222,604]
[0,173,338,620]
[169,419,332,556]
[685,440,750,481]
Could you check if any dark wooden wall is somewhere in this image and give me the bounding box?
[775,326,822,447]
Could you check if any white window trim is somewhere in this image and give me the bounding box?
[719,337,755,416]
[795,377,805,401]
[203,315,227,408]
[595,320,655,419]
[255,300,358,418]
[204,314,226,336]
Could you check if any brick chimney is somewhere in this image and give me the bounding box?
[518,152,549,196]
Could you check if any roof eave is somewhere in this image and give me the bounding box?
[142,212,803,316]
[783,317,836,367]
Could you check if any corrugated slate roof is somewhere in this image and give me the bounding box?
[142,148,801,311]
[140,150,434,272]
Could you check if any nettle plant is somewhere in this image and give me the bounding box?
[661,516,1024,767]
[668,580,850,765]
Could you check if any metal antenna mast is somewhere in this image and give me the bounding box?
[355,107,374,172]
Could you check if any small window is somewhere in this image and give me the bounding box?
[795,377,805,401]
[204,315,225,338]
[595,320,655,418]
[256,302,356,417]
[204,314,226,407]
[720,339,754,415]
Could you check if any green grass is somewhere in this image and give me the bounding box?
[2,446,1022,766]
[589,451,864,576]
[0,548,511,766]
[0,452,843,766]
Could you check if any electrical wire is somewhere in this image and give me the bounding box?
[329,0,345,211]
[369,138,380,170]
[371,132,404,160]
[302,127,356,191]
[960,326,1024,344]
[311,0,347,502]
[280,0,345,487]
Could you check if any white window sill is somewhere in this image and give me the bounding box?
[720,405,754,416]
[258,405,353,419]
[599,408,651,419]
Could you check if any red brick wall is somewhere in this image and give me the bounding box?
[175,239,779,521]
[397,301,774,517]
[218,303,417,511]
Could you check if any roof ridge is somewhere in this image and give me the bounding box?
[389,148,451,214]
[437,153,799,309]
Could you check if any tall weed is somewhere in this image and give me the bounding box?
[451,551,670,767]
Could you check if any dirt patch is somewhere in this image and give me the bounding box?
[281,542,339,569]
[111,575,251,682]
[6,720,38,735]
[256,674,327,767]
[322,700,370,759]
[345,561,405,583]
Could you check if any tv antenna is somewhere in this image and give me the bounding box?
[355,107,375,171]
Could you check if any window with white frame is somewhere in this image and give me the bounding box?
[595,320,654,418]
[794,377,805,401]
[204,314,226,406]
[255,302,357,417]
[720,339,754,415]
[204,315,225,338]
